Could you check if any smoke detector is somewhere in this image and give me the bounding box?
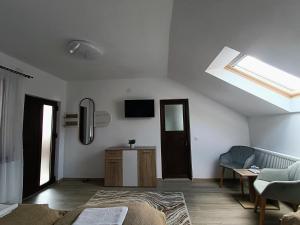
[67,40,104,60]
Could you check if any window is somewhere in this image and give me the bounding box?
[225,55,300,97]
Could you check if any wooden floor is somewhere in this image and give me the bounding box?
[25,179,291,225]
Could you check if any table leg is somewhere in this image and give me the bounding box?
[254,195,259,212]
[239,176,244,197]
[259,197,266,225]
[248,176,256,202]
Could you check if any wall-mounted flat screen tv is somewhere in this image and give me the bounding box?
[125,99,155,118]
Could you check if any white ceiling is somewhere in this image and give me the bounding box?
[1,0,300,116]
[168,0,300,116]
[0,0,173,80]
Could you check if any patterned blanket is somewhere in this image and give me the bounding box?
[86,190,192,225]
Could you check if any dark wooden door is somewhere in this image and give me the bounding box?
[23,95,58,198]
[160,99,192,179]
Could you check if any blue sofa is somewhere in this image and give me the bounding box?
[219,147,300,187]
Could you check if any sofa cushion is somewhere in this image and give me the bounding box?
[230,146,255,164]
[0,204,63,225]
[220,161,243,170]
[54,202,167,225]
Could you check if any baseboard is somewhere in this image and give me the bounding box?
[192,178,219,182]
[156,178,192,181]
[157,178,224,182]
[61,178,104,183]
[62,178,161,184]
[59,178,233,183]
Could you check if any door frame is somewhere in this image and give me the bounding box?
[23,95,58,198]
[160,99,193,179]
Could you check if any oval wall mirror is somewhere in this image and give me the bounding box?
[79,98,95,145]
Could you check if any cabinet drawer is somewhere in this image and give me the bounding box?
[105,150,122,160]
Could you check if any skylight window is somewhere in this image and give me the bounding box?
[226,55,300,97]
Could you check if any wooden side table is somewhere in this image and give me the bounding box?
[234,169,258,202]
[234,169,280,210]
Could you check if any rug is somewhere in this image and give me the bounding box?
[85,190,192,225]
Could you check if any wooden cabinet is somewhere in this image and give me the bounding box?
[104,147,156,187]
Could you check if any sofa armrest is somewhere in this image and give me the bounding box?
[257,168,289,182]
[243,154,255,169]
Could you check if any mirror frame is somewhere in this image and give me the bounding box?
[79,97,95,145]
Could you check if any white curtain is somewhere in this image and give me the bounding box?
[0,70,24,203]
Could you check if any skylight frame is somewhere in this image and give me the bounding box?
[225,55,300,98]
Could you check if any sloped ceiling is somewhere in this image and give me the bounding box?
[168,0,300,116]
[1,0,300,116]
[0,0,173,80]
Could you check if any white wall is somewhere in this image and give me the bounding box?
[249,113,300,158]
[64,77,250,178]
[0,51,67,179]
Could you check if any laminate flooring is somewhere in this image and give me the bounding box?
[25,179,292,225]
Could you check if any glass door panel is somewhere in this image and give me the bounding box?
[164,104,184,131]
[39,105,53,186]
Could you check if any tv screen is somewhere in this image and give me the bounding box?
[125,99,155,118]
